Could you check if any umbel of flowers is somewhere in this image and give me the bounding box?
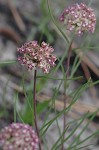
[17,41,57,73]
[60,3,96,35]
[0,123,39,150]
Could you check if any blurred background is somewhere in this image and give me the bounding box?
[0,0,99,149]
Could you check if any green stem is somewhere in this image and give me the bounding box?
[33,69,42,150]
[61,42,73,150]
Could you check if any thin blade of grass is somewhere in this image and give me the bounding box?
[14,92,18,123]
[53,112,90,150]
[72,144,94,150]
[74,130,99,147]
[0,60,16,67]
[40,80,63,135]
[51,126,69,150]
[68,109,99,149]
[37,75,83,81]
[47,0,69,43]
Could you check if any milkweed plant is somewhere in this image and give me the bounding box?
[0,1,98,150]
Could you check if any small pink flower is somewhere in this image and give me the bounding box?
[0,123,39,150]
[17,41,57,73]
[60,3,96,35]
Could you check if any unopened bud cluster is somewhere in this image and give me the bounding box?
[0,123,39,150]
[60,3,96,35]
[17,41,57,73]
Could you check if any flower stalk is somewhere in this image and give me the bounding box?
[61,42,73,150]
[17,40,57,150]
[33,69,42,150]
[60,3,96,149]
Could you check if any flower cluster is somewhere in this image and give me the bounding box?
[17,41,57,73]
[60,3,96,35]
[0,123,39,150]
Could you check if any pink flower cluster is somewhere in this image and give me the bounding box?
[60,3,96,35]
[17,41,57,73]
[0,123,39,150]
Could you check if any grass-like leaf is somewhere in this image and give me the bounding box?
[0,60,16,67]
